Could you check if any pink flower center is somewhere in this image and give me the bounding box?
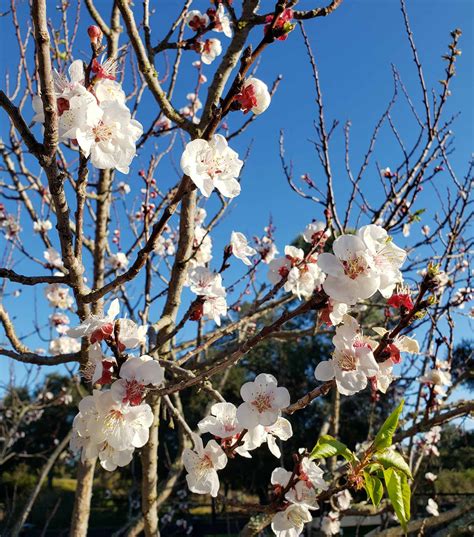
[203,39,213,54]
[387,293,414,311]
[342,256,367,279]
[337,351,357,371]
[196,454,214,477]
[90,323,114,343]
[57,97,70,116]
[123,379,145,405]
[104,408,124,430]
[91,58,116,80]
[93,122,115,143]
[388,343,401,364]
[251,392,273,413]
[235,84,258,114]
[189,15,207,31]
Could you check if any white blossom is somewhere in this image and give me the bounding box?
[33,219,52,233]
[244,417,293,458]
[45,284,73,309]
[107,252,129,271]
[68,298,120,342]
[194,207,207,226]
[117,181,131,195]
[419,365,452,395]
[420,426,441,456]
[44,247,64,269]
[314,315,379,396]
[230,231,257,266]
[50,312,70,334]
[236,373,290,429]
[319,225,406,305]
[193,226,212,266]
[154,235,176,257]
[271,503,312,537]
[323,299,349,326]
[76,100,143,174]
[214,4,232,37]
[369,327,419,393]
[236,77,271,115]
[87,390,154,451]
[201,38,222,65]
[98,443,134,472]
[334,489,352,510]
[183,435,227,497]
[303,221,330,245]
[321,511,340,535]
[180,135,242,198]
[33,61,103,142]
[185,10,209,31]
[425,472,437,482]
[49,336,80,355]
[111,355,164,405]
[94,79,126,105]
[187,267,228,325]
[203,294,228,326]
[381,167,394,178]
[257,236,279,264]
[118,318,148,350]
[188,266,224,297]
[426,498,439,517]
[359,225,406,298]
[198,402,243,440]
[268,246,325,299]
[88,343,116,385]
[300,457,328,491]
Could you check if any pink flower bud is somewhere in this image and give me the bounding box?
[87,25,102,45]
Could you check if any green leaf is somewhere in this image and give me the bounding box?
[374,450,413,479]
[374,399,404,451]
[364,472,384,507]
[383,468,411,531]
[401,472,411,522]
[310,435,355,462]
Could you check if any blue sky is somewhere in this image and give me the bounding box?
[0,0,473,386]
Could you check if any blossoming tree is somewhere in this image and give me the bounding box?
[0,1,472,536]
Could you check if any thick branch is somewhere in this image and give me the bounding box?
[0,268,67,286]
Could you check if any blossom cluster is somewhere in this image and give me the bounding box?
[32,59,142,173]
[67,300,164,471]
[182,372,349,537]
[184,4,231,65]
[182,209,259,325]
[183,373,292,496]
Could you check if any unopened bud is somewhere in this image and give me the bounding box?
[87,25,102,45]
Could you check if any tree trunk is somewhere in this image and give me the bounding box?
[141,396,161,537]
[70,457,97,537]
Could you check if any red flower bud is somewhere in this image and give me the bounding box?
[190,302,204,321]
[87,25,102,45]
